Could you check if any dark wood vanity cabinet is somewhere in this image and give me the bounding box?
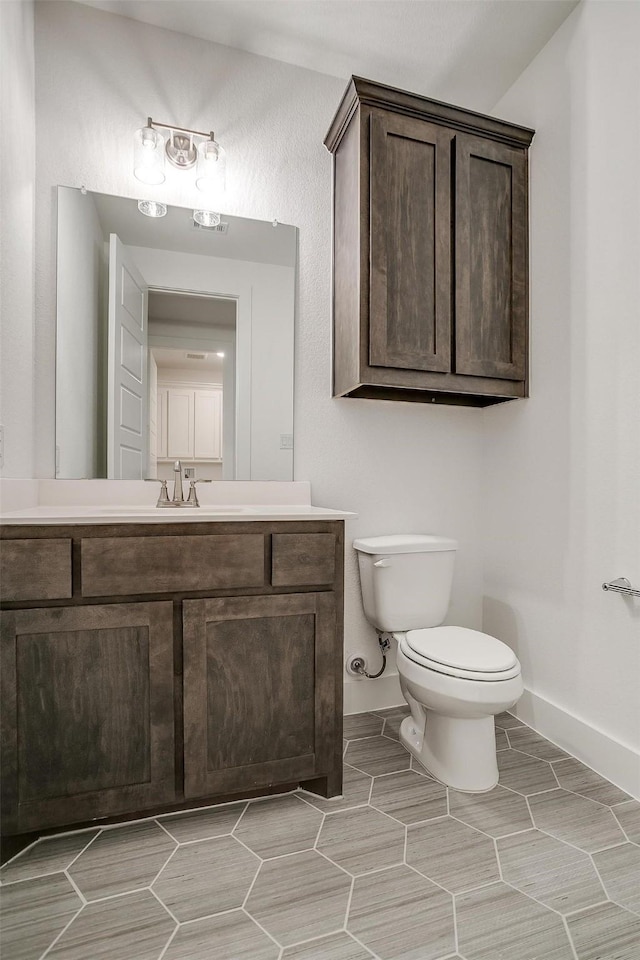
[182,592,336,800]
[1,602,175,833]
[325,77,535,406]
[0,523,344,847]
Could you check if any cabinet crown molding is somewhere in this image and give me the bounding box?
[324,76,535,154]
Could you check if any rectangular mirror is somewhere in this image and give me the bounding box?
[55,187,296,480]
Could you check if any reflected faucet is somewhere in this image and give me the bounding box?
[173,460,185,503]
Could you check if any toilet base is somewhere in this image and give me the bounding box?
[399,713,498,793]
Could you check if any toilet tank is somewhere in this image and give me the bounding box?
[353,534,458,632]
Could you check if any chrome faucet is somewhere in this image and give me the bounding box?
[173,460,185,503]
[145,461,212,508]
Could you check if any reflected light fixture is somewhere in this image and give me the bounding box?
[193,209,221,227]
[137,199,167,218]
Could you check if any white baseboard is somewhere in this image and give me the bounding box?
[513,688,640,801]
[344,672,404,715]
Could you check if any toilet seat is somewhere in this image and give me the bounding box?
[399,626,521,682]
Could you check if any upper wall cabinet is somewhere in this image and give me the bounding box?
[325,77,535,407]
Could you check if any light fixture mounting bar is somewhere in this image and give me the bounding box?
[148,117,215,141]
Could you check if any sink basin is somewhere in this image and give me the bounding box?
[95,505,253,515]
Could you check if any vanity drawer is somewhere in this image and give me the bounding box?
[1,539,72,601]
[271,533,336,587]
[81,535,265,597]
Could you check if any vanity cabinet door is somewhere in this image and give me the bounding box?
[0,602,175,834]
[183,593,337,799]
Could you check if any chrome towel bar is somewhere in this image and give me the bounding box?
[602,577,640,598]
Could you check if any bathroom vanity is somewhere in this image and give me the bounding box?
[0,500,348,854]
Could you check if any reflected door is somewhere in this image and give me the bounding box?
[107,234,149,478]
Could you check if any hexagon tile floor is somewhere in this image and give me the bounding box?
[2,709,640,960]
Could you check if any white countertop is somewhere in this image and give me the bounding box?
[0,504,355,524]
[0,479,356,524]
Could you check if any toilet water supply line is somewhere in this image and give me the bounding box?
[348,633,392,679]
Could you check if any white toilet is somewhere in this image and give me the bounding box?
[353,534,523,792]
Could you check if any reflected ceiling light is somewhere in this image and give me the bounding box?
[133,117,225,195]
[216,352,225,358]
[193,209,221,227]
[137,199,167,218]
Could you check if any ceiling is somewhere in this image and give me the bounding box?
[89,189,297,267]
[75,0,579,111]
[150,345,225,377]
[148,291,236,330]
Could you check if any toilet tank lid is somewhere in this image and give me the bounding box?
[353,534,458,555]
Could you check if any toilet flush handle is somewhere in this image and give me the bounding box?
[374,558,391,567]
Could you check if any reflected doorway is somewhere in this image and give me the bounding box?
[147,290,237,481]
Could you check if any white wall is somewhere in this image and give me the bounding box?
[484,1,640,790]
[28,1,484,706]
[56,188,107,478]
[0,1,35,478]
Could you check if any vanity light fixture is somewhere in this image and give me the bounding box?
[134,117,226,193]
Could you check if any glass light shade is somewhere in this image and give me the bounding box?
[193,209,221,227]
[134,125,166,185]
[195,139,226,194]
[138,199,167,218]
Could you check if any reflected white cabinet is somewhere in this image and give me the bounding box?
[158,383,222,461]
[194,392,221,459]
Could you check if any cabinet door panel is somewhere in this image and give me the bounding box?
[455,136,527,380]
[167,388,194,458]
[183,593,336,798]
[370,109,453,373]
[1,603,175,833]
[194,390,222,460]
[207,614,315,769]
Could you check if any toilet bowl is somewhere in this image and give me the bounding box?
[396,626,523,791]
[353,534,523,793]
